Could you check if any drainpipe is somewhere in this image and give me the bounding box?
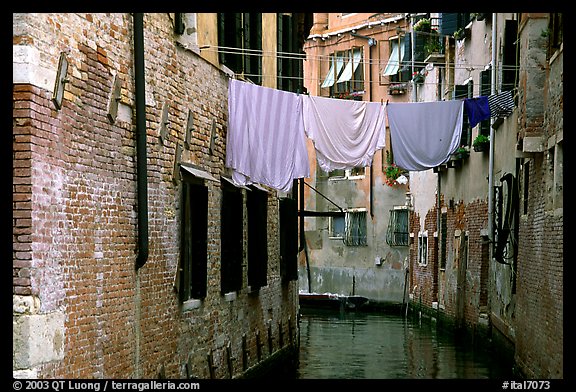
[134,13,149,270]
[487,13,497,250]
[410,13,416,102]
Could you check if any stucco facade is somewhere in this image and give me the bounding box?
[301,13,412,305]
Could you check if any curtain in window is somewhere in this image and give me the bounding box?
[337,48,362,83]
[386,209,408,246]
[321,54,346,88]
[383,40,405,76]
[344,211,367,246]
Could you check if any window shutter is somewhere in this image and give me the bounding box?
[440,13,458,36]
[248,189,268,289]
[221,185,243,294]
[190,184,208,299]
[280,197,298,282]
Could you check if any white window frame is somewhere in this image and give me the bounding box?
[418,230,428,266]
[329,213,345,240]
[328,167,366,181]
[344,208,368,246]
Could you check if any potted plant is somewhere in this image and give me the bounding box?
[473,134,490,152]
[452,146,470,160]
[384,152,407,186]
[412,71,424,84]
[413,18,431,33]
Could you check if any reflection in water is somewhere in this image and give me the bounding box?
[296,309,514,379]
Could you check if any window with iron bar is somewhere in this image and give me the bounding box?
[386,208,409,246]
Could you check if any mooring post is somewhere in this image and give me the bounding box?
[207,351,215,379]
[267,322,273,355]
[242,334,248,371]
[226,342,233,379]
[278,320,284,348]
[256,330,262,361]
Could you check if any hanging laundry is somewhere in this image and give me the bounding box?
[226,79,310,193]
[302,95,386,172]
[488,90,515,118]
[387,100,464,171]
[464,96,490,128]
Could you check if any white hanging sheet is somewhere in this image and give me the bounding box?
[387,100,464,171]
[302,95,387,172]
[226,79,310,193]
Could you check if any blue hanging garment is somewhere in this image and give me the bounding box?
[464,96,490,128]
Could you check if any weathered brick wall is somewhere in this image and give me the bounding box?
[513,45,563,378]
[409,198,489,330]
[408,208,437,309]
[13,13,298,379]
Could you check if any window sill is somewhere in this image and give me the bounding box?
[224,292,237,302]
[182,299,202,312]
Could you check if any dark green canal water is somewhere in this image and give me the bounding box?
[295,307,515,380]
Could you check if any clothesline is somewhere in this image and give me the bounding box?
[225,79,515,192]
[201,45,532,71]
[239,72,518,101]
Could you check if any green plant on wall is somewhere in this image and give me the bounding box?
[384,150,406,186]
[473,134,490,152]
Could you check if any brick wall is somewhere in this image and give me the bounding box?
[513,16,563,379]
[409,198,489,329]
[13,13,298,379]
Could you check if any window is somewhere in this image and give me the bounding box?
[440,212,447,269]
[501,19,519,92]
[383,35,411,83]
[479,68,492,136]
[218,13,262,85]
[178,179,209,302]
[548,13,563,58]
[247,187,268,290]
[326,167,366,180]
[386,208,409,246]
[344,209,367,246]
[280,197,298,282]
[454,81,473,147]
[418,231,428,266]
[220,180,244,294]
[329,213,345,239]
[321,47,364,97]
[278,13,301,92]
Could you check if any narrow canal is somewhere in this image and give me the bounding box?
[295,307,515,379]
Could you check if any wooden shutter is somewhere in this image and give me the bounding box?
[190,183,208,299]
[247,189,268,289]
[221,185,243,294]
[280,197,298,282]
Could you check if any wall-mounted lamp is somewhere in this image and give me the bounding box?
[52,52,69,110]
[350,32,377,47]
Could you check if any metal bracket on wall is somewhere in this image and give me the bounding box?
[184,109,194,150]
[158,102,169,145]
[107,74,122,123]
[52,52,69,110]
